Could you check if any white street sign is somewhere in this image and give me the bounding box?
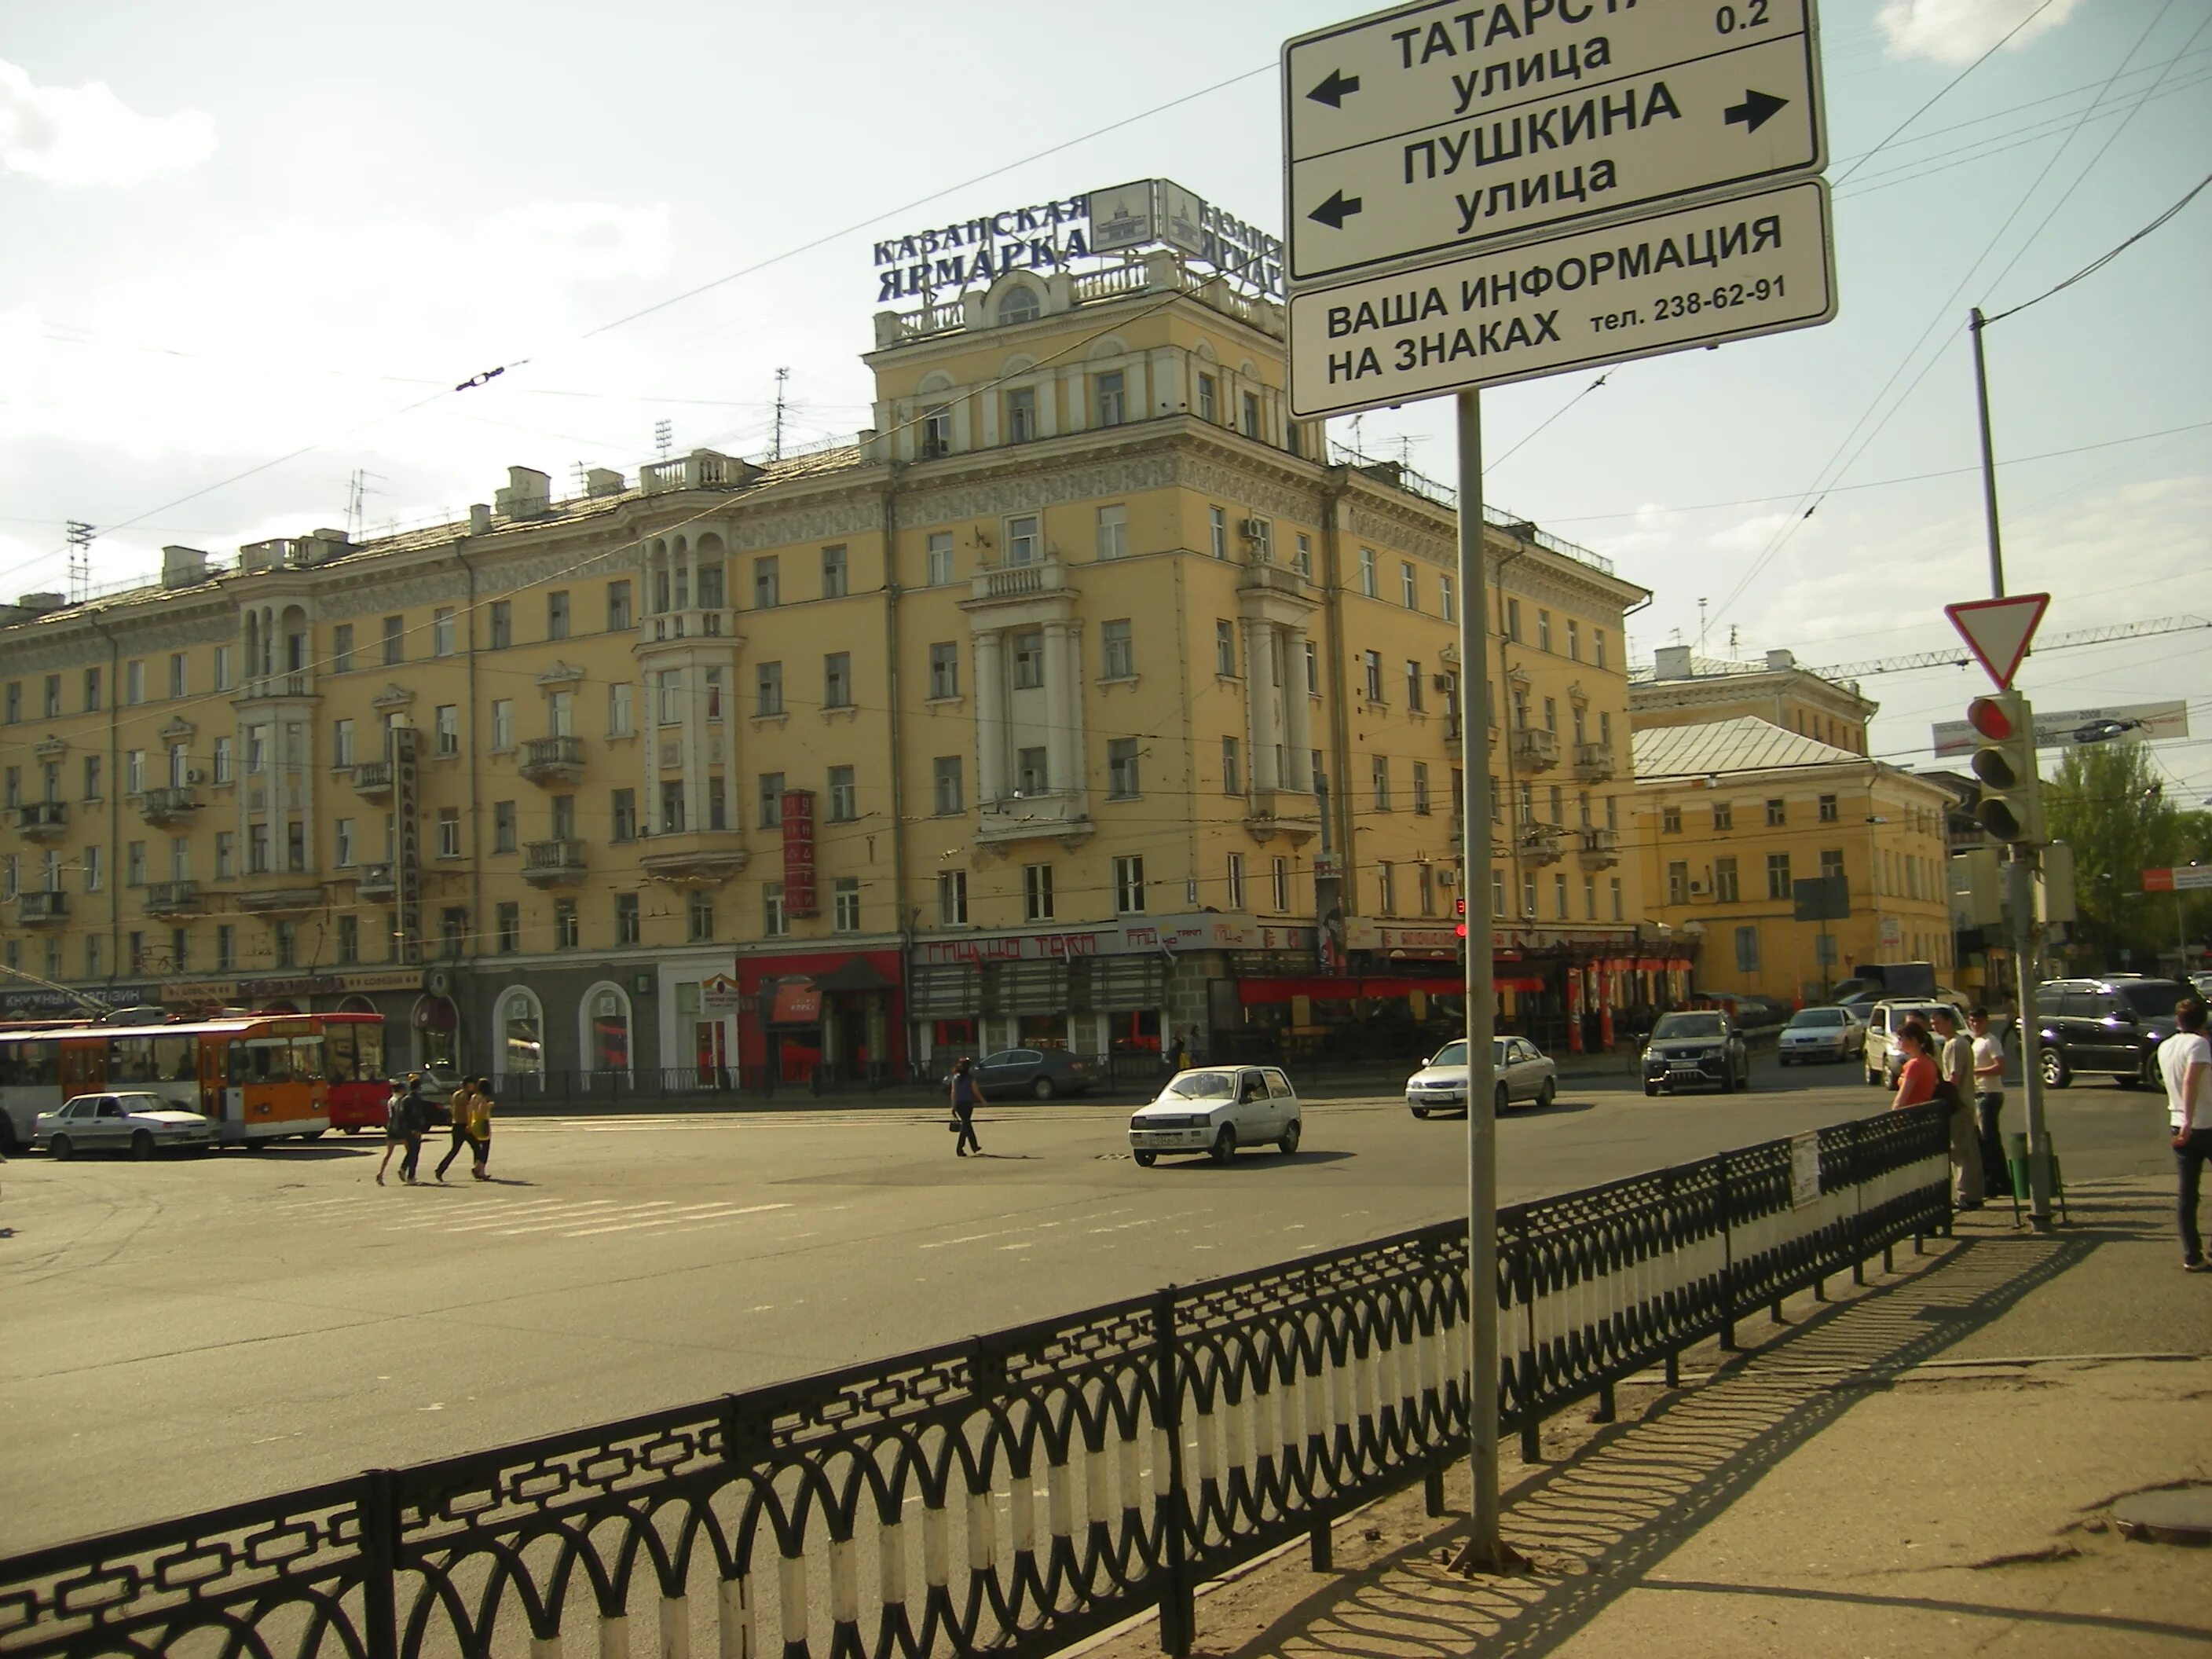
[1931,700,2192,759]
[1945,593,2049,691]
[1287,178,1834,416]
[1284,0,1824,283]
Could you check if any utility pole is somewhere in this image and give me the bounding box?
[654,419,674,460]
[772,367,790,462]
[1970,308,2005,599]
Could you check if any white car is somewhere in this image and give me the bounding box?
[1128,1066,1303,1166]
[1405,1038,1558,1118]
[1778,1006,1865,1066]
[34,1091,215,1160]
[1862,999,1968,1086]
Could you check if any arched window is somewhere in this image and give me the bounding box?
[997,286,1041,325]
[580,983,633,1078]
[497,987,544,1080]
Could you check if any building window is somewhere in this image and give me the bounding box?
[1108,738,1140,798]
[1114,855,1145,914]
[1196,372,1218,422]
[1405,661,1425,712]
[1270,856,1291,912]
[1537,610,1553,652]
[827,765,857,822]
[687,891,715,943]
[756,661,783,716]
[1712,802,1733,832]
[1209,506,1228,559]
[1566,619,1581,661]
[753,555,781,609]
[932,756,963,815]
[1239,388,1261,438]
[1292,532,1313,578]
[124,659,145,705]
[928,642,959,699]
[1214,620,1236,677]
[925,532,954,585]
[1397,562,1416,610]
[1024,862,1054,921]
[435,808,460,858]
[1667,861,1689,905]
[763,882,789,938]
[1504,599,1522,642]
[1357,548,1377,596]
[919,405,950,457]
[438,907,466,958]
[1417,862,1437,916]
[75,668,94,713]
[1005,514,1041,567]
[214,832,234,880]
[1303,639,1319,694]
[1375,859,1395,915]
[1711,856,1738,903]
[602,892,635,948]
[215,925,235,972]
[1222,736,1243,796]
[430,607,455,657]
[435,705,459,756]
[936,870,968,926]
[1362,650,1383,702]
[1016,746,1048,795]
[247,825,269,875]
[1100,618,1133,680]
[494,596,523,649]
[1372,755,1391,811]
[757,773,784,829]
[1412,761,1431,815]
[1820,848,1844,878]
[600,681,630,738]
[1735,925,1760,973]
[819,544,848,599]
[829,877,860,933]
[1554,873,1569,918]
[496,903,520,954]
[1767,851,1793,900]
[1094,369,1126,427]
[1095,502,1127,560]
[1818,793,1839,823]
[1013,631,1045,689]
[1766,797,1786,827]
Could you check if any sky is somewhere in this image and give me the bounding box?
[2,0,2207,802]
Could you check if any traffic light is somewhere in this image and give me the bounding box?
[1968,693,2042,847]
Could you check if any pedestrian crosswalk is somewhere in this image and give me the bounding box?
[258,1188,796,1240]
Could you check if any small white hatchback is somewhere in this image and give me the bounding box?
[1128,1066,1303,1166]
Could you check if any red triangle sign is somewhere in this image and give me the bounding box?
[1945,593,2049,690]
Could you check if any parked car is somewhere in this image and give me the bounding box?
[1642,1011,1752,1095]
[1128,1066,1302,1166]
[975,1048,1095,1101]
[1778,1005,1865,1066]
[33,1092,214,1160]
[2032,976,2189,1089]
[1861,999,1968,1087]
[1405,1037,1557,1117]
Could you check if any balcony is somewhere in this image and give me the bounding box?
[976,791,1095,849]
[522,838,588,888]
[236,879,327,916]
[354,862,396,899]
[15,890,68,925]
[139,786,200,827]
[636,832,751,887]
[1573,741,1616,782]
[10,802,68,842]
[1242,788,1323,846]
[351,760,394,800]
[1577,827,1621,869]
[144,880,203,917]
[234,671,316,701]
[1517,823,1566,866]
[519,735,587,785]
[1511,730,1560,773]
[967,558,1071,606]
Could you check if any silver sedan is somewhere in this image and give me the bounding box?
[34,1092,215,1160]
[1405,1037,1558,1118]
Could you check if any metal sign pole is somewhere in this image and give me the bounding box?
[1450,387,1512,1573]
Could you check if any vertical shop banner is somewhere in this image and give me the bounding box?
[782,789,818,917]
[393,726,422,964]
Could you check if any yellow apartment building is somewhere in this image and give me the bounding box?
[1630,644,1877,753]
[1631,717,1956,1005]
[0,178,1688,1091]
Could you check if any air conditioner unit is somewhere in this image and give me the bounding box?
[1439,869,1457,886]
[1689,881,1711,896]
[186,769,207,785]
[1240,518,1265,540]
[1433,674,1454,691]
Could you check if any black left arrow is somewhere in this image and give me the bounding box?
[1307,68,1361,108]
[1308,191,1363,230]
[1723,89,1789,134]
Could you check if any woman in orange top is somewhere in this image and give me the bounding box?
[1892,1024,1940,1110]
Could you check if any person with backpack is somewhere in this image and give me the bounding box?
[464,1077,494,1180]
[396,1074,433,1184]
[948,1057,984,1157]
[375,1078,411,1186]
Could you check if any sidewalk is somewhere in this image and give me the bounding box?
[1075,1170,2212,1659]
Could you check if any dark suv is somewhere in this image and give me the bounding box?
[2032,976,2189,1089]
[1642,1010,1752,1096]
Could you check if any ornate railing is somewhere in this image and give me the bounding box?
[0,1106,1948,1659]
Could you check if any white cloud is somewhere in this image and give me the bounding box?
[0,59,216,185]
[1876,0,2081,66]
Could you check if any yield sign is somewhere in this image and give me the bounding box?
[1945,593,2049,690]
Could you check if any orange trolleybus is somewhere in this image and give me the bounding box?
[0,1013,330,1152]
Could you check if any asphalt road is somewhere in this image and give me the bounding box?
[0,1056,2170,1554]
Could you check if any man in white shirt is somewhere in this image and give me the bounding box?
[2156,996,2212,1272]
[1968,1005,2007,1200]
[1930,1005,1982,1208]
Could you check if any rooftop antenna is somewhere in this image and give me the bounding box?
[1727,624,1739,654]
[772,367,790,462]
[343,470,386,541]
[571,461,589,498]
[1697,598,1709,653]
[65,521,94,602]
[654,419,673,459]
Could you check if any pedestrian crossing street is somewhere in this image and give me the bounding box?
[258,1187,799,1240]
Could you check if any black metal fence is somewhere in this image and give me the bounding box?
[0,1104,1949,1659]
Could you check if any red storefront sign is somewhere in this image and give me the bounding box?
[782,789,817,916]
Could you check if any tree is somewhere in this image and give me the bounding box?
[2041,743,2189,966]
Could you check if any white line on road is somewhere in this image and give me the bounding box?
[562,1202,793,1238]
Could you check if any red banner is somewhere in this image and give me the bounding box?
[782,789,818,916]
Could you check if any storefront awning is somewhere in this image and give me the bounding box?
[768,982,822,1025]
[815,957,894,994]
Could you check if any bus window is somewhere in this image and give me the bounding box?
[292,1038,326,1081]
[236,1038,298,1084]
[154,1034,197,1082]
[112,1035,159,1084]
[326,1023,359,1081]
[357,1023,385,1078]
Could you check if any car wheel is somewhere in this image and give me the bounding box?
[1866,1068,1881,1086]
[1495,1082,1511,1115]
[2040,1048,2071,1089]
[1643,1084,1659,1097]
[1031,1078,1056,1101]
[1737,1059,1752,1092]
[2114,1074,2139,1089]
[1720,1064,1736,1095]
[1536,1078,1556,1108]
[1279,1119,1302,1155]
[1209,1124,1238,1164]
[341,1125,361,1136]
[1410,1106,1430,1120]
[130,1130,156,1161]
[1132,1149,1157,1168]
[49,1133,74,1162]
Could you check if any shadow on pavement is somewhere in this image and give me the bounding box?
[1211,1227,2146,1659]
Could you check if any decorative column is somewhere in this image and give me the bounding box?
[1282,627,1313,790]
[973,630,1007,804]
[1042,621,1078,794]
[1245,620,1280,792]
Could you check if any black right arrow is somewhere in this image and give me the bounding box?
[1723,89,1789,134]
[1307,68,1361,108]
[1308,190,1364,229]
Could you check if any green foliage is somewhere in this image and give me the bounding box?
[2042,744,2201,965]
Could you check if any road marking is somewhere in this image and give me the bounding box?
[562,1202,792,1238]
[493,1201,681,1236]
[380,1199,619,1233]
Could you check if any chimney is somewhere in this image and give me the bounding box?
[1653,644,1694,680]
[162,545,211,589]
[468,504,493,535]
[493,466,552,520]
[1765,648,1796,672]
[584,467,624,498]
